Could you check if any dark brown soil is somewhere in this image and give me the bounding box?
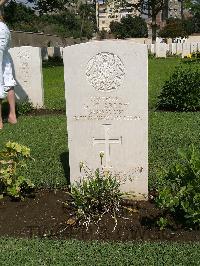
[1,190,200,242]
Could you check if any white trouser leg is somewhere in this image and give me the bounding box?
[0,49,4,99]
[0,22,13,99]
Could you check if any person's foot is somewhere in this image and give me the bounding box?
[8,115,17,124]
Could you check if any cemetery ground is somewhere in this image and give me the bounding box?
[1,57,200,263]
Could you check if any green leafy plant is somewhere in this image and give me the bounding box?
[0,142,34,199]
[16,100,33,116]
[157,66,200,111]
[110,15,148,39]
[191,51,200,59]
[156,145,200,226]
[69,161,123,230]
[157,217,169,230]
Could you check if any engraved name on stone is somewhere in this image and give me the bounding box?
[73,96,142,121]
[86,52,125,92]
[17,50,31,88]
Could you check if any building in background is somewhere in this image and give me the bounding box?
[96,0,140,31]
[166,0,183,19]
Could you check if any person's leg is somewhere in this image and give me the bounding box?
[0,99,2,129]
[7,88,17,124]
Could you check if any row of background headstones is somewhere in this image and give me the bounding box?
[42,43,200,61]
[148,42,200,58]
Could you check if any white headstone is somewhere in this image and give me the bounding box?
[47,47,54,58]
[9,46,44,108]
[156,43,167,58]
[182,43,191,58]
[176,43,183,55]
[60,47,64,58]
[64,41,148,200]
[150,44,155,54]
[191,43,198,53]
[170,43,177,55]
[47,47,62,58]
[166,44,170,52]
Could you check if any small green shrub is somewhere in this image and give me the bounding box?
[157,66,200,111]
[156,145,200,226]
[157,217,169,230]
[69,163,123,229]
[16,100,33,116]
[191,51,200,59]
[0,142,34,199]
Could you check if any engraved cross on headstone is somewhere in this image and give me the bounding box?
[93,124,122,169]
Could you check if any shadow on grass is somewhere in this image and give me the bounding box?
[60,151,70,186]
[2,102,9,120]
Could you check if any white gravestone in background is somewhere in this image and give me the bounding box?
[176,43,182,55]
[191,43,198,53]
[170,43,176,55]
[64,41,148,199]
[47,47,54,58]
[156,43,167,58]
[9,46,44,108]
[182,43,191,58]
[150,44,155,54]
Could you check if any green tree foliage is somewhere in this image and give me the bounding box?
[158,18,193,39]
[27,0,74,13]
[133,0,168,42]
[191,11,200,33]
[39,9,95,39]
[110,15,148,39]
[4,1,39,32]
[183,0,200,33]
[4,1,95,39]
[184,0,200,14]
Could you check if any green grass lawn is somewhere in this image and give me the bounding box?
[1,238,200,265]
[43,64,65,110]
[1,57,200,264]
[148,58,181,110]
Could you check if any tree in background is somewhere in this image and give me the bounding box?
[185,0,200,33]
[27,0,75,14]
[158,18,193,39]
[110,15,148,39]
[184,0,200,14]
[4,0,96,39]
[133,0,168,43]
[4,1,39,32]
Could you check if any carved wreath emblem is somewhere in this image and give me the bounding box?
[86,52,125,92]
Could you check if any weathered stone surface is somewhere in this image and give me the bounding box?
[156,43,167,58]
[64,40,148,199]
[182,43,191,58]
[9,46,44,107]
[169,43,177,55]
[176,43,183,55]
[191,43,198,53]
